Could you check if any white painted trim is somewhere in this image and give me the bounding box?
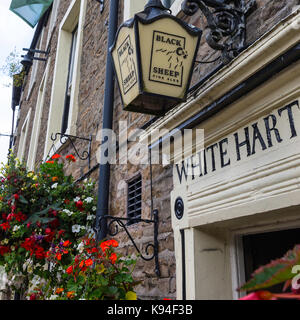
[17,108,31,161]
[46,0,60,49]
[170,0,182,16]
[27,59,51,170]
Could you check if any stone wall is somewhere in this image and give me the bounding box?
[12,0,300,300]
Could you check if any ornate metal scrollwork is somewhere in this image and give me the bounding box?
[181,0,256,63]
[46,132,92,168]
[94,210,160,277]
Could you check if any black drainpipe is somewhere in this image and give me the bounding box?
[95,0,119,242]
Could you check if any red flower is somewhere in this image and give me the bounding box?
[64,199,70,204]
[109,239,119,248]
[109,253,117,264]
[75,200,84,212]
[30,294,36,300]
[7,213,14,221]
[0,222,10,231]
[13,194,19,200]
[56,253,62,261]
[100,239,118,253]
[35,247,46,260]
[66,265,73,274]
[66,154,76,162]
[58,230,65,237]
[46,161,54,164]
[45,228,52,234]
[21,237,35,251]
[0,246,10,256]
[85,259,93,267]
[51,154,61,160]
[75,200,83,209]
[63,240,71,247]
[15,211,26,222]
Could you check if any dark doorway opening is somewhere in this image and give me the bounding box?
[243,227,300,293]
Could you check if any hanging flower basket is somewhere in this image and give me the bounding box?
[12,71,25,107]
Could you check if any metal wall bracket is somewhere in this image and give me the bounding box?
[21,47,49,62]
[46,132,92,169]
[94,210,160,277]
[94,0,105,13]
[182,0,256,64]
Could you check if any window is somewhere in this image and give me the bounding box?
[242,228,300,293]
[44,0,87,158]
[127,174,142,224]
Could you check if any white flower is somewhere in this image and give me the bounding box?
[13,225,21,232]
[84,197,93,204]
[31,275,41,286]
[87,214,95,221]
[72,225,81,233]
[92,206,97,212]
[63,209,73,216]
[74,196,80,202]
[77,242,84,253]
[49,295,58,300]
[51,183,58,189]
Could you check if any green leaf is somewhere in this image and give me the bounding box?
[239,245,300,292]
[19,195,28,204]
[25,203,61,224]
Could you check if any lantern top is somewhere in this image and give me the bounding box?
[110,0,202,53]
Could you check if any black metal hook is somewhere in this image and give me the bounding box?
[94,210,160,277]
[46,132,92,168]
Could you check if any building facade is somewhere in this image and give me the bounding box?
[12,0,300,299]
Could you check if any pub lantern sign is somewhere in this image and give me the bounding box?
[110,0,202,116]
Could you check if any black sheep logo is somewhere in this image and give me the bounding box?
[121,45,135,75]
[155,46,188,70]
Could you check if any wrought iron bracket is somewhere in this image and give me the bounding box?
[94,0,105,13]
[181,0,256,64]
[46,132,92,169]
[94,210,160,277]
[21,48,50,62]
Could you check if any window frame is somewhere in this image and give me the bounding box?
[44,0,87,159]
